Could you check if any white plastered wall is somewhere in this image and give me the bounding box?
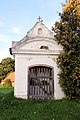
[14,54,65,99]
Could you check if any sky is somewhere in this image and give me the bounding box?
[0,0,65,62]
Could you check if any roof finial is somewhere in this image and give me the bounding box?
[37,16,43,22]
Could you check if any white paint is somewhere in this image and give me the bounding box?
[12,21,65,99]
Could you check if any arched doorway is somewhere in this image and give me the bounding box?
[28,66,54,99]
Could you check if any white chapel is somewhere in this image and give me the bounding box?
[10,19,65,99]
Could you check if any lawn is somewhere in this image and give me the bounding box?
[0,88,13,94]
[0,88,80,120]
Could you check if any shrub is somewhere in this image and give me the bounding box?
[53,0,80,99]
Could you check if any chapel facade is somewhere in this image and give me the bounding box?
[10,19,65,99]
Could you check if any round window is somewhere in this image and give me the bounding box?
[38,28,42,35]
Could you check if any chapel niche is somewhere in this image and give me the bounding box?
[37,28,42,35]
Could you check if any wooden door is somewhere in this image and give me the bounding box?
[28,66,54,99]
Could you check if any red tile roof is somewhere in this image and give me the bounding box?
[3,72,14,83]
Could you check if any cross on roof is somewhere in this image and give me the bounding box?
[37,16,42,22]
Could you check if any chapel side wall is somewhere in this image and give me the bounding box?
[54,62,65,99]
[14,55,27,99]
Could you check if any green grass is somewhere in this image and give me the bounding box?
[0,88,13,94]
[0,89,80,120]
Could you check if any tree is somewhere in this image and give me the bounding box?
[52,0,80,99]
[0,57,15,82]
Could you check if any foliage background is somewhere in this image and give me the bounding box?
[0,57,15,82]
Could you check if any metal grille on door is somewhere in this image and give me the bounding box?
[28,66,54,99]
